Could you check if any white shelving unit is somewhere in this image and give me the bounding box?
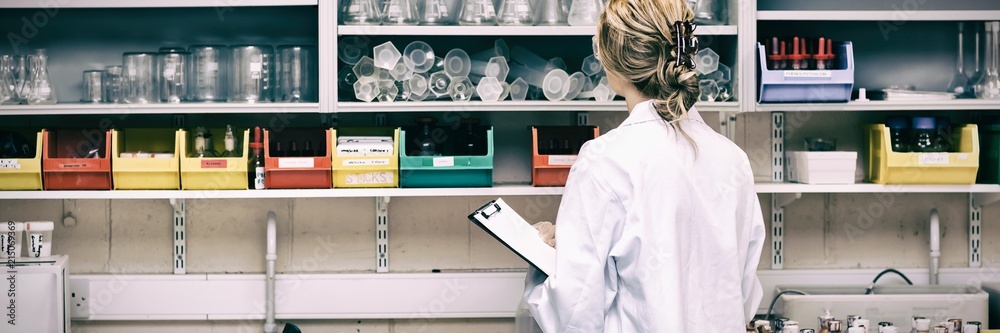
[0,103,321,115]
[757,100,1000,112]
[757,10,1000,21]
[336,25,738,36]
[337,101,739,113]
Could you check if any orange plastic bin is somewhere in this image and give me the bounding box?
[42,128,113,190]
[531,126,599,187]
[264,128,332,189]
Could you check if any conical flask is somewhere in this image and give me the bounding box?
[342,0,382,25]
[946,23,969,96]
[0,55,17,105]
[567,0,602,26]
[497,0,534,26]
[420,0,455,25]
[27,49,57,105]
[534,0,567,26]
[458,0,497,26]
[382,0,419,25]
[975,21,1000,100]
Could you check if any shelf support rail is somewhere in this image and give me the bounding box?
[376,196,390,273]
[170,198,186,275]
[969,194,985,268]
[771,111,786,269]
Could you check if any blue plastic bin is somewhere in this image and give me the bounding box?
[757,41,855,103]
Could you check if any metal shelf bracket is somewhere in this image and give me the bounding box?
[169,198,186,275]
[376,196,390,273]
[770,111,786,269]
[969,194,983,268]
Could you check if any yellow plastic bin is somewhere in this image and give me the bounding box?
[112,129,182,190]
[179,128,250,190]
[0,129,43,190]
[331,128,399,188]
[866,124,979,184]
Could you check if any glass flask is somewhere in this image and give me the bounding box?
[26,49,57,105]
[946,23,969,97]
[81,70,103,103]
[969,24,984,91]
[102,66,125,104]
[0,56,16,105]
[534,0,567,25]
[382,0,419,25]
[497,0,534,25]
[123,52,157,104]
[189,45,228,102]
[342,0,382,25]
[228,45,274,103]
[276,45,319,102]
[974,21,1000,99]
[457,0,497,26]
[567,0,602,26]
[158,50,190,103]
[12,55,29,104]
[420,0,455,25]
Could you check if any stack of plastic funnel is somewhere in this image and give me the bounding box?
[561,71,586,100]
[499,82,511,100]
[458,0,497,25]
[593,76,616,102]
[470,56,510,81]
[403,41,436,73]
[510,77,529,100]
[376,80,398,102]
[342,0,381,25]
[338,37,370,65]
[429,71,451,98]
[476,77,504,101]
[581,54,603,76]
[408,74,431,101]
[497,0,534,25]
[694,48,719,75]
[449,76,475,101]
[395,80,410,101]
[373,42,402,70]
[390,61,413,81]
[354,77,379,102]
[352,56,379,79]
[699,80,718,102]
[383,0,419,25]
[472,39,510,62]
[534,0,566,25]
[444,49,472,78]
[420,0,455,25]
[508,63,569,101]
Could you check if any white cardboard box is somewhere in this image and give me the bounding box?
[786,151,858,184]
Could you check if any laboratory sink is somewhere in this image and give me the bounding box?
[775,285,988,331]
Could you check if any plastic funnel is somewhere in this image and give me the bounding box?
[353,76,379,102]
[477,77,504,101]
[373,42,402,70]
[429,71,451,98]
[562,71,586,100]
[444,49,472,78]
[470,56,510,81]
[510,77,529,100]
[472,39,510,62]
[403,41,436,73]
[352,55,380,79]
[581,54,603,76]
[376,80,399,102]
[694,48,719,75]
[390,60,414,81]
[338,37,370,65]
[448,76,475,101]
[546,57,567,71]
[699,79,718,102]
[499,81,511,100]
[408,73,431,101]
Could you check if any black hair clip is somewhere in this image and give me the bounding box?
[674,20,699,70]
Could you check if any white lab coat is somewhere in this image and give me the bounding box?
[524,100,766,332]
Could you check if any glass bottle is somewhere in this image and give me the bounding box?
[567,0,602,26]
[26,49,57,105]
[885,116,911,152]
[975,21,1000,99]
[303,140,314,157]
[969,24,984,91]
[0,55,16,105]
[193,127,208,158]
[947,23,969,97]
[289,140,300,157]
[220,125,238,157]
[457,0,497,26]
[342,0,382,25]
[203,129,219,157]
[911,117,937,152]
[458,118,483,155]
[415,117,438,156]
[249,127,265,190]
[382,0,419,25]
[273,141,284,157]
[935,116,953,152]
[497,0,534,25]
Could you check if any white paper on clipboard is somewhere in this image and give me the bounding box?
[468,198,556,276]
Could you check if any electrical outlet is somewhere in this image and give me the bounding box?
[173,115,186,128]
[69,279,91,319]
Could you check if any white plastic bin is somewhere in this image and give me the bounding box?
[25,221,54,258]
[786,151,858,184]
[2,221,23,258]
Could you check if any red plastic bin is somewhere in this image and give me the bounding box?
[264,128,333,189]
[42,128,113,190]
[531,126,599,187]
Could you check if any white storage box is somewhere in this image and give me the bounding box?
[1,255,70,333]
[775,285,988,331]
[786,151,858,184]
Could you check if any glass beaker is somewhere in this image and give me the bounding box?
[457,0,497,26]
[26,49,57,105]
[342,0,382,25]
[229,45,274,103]
[123,52,158,104]
[276,45,319,102]
[189,45,228,102]
[534,0,567,25]
[82,70,103,103]
[383,0,419,25]
[102,66,125,104]
[567,0,602,26]
[688,0,722,25]
[497,0,534,25]
[0,56,16,105]
[158,50,190,103]
[420,0,455,25]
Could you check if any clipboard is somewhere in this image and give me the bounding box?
[468,198,556,276]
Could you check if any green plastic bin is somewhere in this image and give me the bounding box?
[399,126,494,188]
[979,124,1000,184]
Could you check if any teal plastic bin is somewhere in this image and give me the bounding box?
[399,126,494,188]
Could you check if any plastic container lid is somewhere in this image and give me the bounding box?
[885,116,910,129]
[24,221,54,232]
[912,116,936,130]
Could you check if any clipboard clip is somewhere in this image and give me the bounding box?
[479,202,502,219]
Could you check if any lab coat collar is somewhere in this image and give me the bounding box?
[621,100,704,128]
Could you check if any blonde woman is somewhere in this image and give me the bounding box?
[524,0,766,331]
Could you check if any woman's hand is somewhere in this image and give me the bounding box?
[533,221,556,248]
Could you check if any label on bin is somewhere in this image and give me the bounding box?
[783,70,832,79]
[344,159,390,166]
[918,153,949,165]
[433,157,454,167]
[345,172,394,185]
[60,163,90,168]
[201,160,228,168]
[0,159,19,169]
[278,158,314,169]
[548,155,578,166]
